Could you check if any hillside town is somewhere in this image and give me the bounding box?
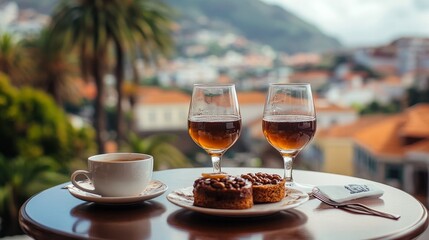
[3,1,429,239]
[2,1,429,206]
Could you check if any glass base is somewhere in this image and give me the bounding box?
[286,181,314,194]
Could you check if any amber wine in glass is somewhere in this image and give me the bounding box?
[262,83,316,188]
[188,84,241,173]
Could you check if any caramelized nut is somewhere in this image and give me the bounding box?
[241,172,284,185]
[212,181,225,189]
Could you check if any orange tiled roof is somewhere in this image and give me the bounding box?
[137,86,190,104]
[381,75,401,85]
[318,115,385,138]
[352,103,429,158]
[237,91,266,105]
[137,88,269,106]
[353,114,405,157]
[315,100,356,113]
[405,139,429,153]
[289,71,330,81]
[76,78,97,100]
[400,104,429,138]
[373,65,397,75]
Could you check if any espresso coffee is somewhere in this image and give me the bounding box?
[108,158,143,162]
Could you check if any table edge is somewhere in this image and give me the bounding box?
[19,188,85,240]
[381,201,429,240]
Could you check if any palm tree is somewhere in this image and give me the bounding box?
[112,0,174,145]
[49,0,174,152]
[23,29,79,105]
[0,33,33,86]
[49,0,125,153]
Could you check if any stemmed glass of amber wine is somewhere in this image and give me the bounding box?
[188,84,242,173]
[262,83,317,189]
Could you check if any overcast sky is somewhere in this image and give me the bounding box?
[263,0,429,47]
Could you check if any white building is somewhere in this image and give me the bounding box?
[158,61,219,88]
[315,98,358,129]
[353,37,429,76]
[135,87,190,131]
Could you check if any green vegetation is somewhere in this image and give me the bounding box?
[48,0,175,152]
[358,100,402,115]
[0,74,95,236]
[0,1,190,235]
[407,87,429,106]
[0,33,33,86]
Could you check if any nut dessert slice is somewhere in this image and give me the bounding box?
[193,174,253,209]
[241,172,286,203]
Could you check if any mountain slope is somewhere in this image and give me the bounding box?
[164,0,342,53]
[8,0,342,53]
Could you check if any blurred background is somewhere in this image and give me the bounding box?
[1,0,429,237]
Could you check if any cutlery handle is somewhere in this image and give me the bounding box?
[341,204,400,220]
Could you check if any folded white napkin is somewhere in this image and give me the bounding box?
[314,184,384,203]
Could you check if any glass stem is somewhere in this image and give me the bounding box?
[211,154,222,173]
[282,155,294,184]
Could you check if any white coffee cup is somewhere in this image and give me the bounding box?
[71,153,153,197]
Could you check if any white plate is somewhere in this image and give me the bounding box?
[67,180,168,205]
[167,186,309,217]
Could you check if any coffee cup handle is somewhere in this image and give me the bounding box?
[72,219,89,234]
[71,170,97,194]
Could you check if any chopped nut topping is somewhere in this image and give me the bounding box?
[241,172,283,185]
[194,175,250,190]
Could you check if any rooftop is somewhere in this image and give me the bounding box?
[322,103,429,159]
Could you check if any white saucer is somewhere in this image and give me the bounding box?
[167,187,309,217]
[67,180,168,205]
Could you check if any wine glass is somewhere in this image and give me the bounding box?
[262,83,317,189]
[188,83,242,173]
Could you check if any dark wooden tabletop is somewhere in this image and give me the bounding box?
[20,167,428,240]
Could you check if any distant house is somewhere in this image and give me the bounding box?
[352,104,429,204]
[135,87,190,131]
[315,115,385,176]
[135,88,269,132]
[325,75,406,107]
[157,62,219,88]
[236,91,266,125]
[243,96,356,168]
[310,101,359,175]
[315,98,358,129]
[316,104,429,205]
[288,70,330,91]
[282,53,322,67]
[1,3,50,39]
[353,37,429,89]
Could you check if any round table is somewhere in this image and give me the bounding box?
[20,168,428,239]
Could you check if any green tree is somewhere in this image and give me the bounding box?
[113,0,174,143]
[0,75,95,236]
[407,87,429,106]
[0,156,68,236]
[359,100,401,115]
[0,33,34,86]
[23,29,79,106]
[48,0,174,153]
